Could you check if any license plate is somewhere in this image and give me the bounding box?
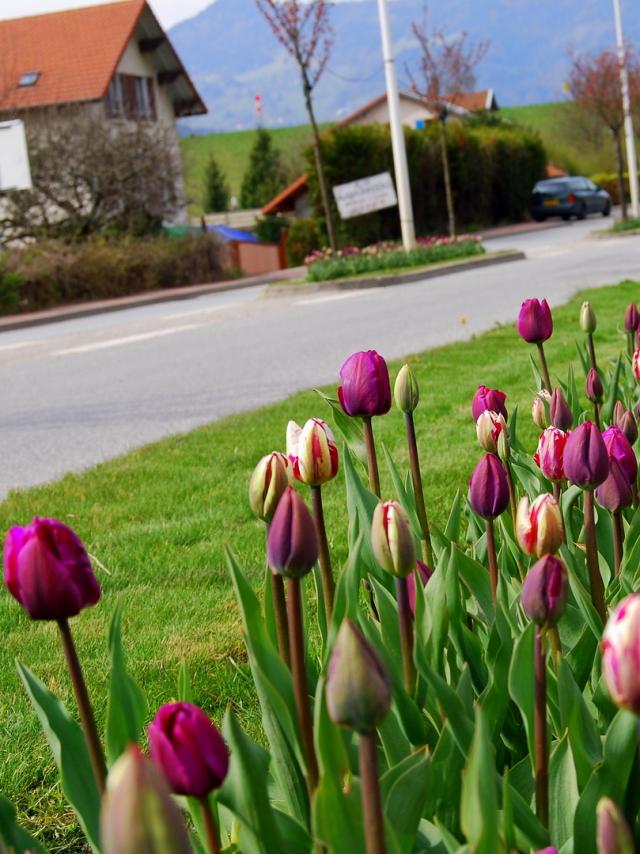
[543,199,560,207]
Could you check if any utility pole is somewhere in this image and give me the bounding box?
[376,0,416,250]
[612,0,639,218]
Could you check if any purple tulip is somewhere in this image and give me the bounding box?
[613,401,638,445]
[517,298,553,344]
[337,350,391,417]
[407,560,432,617]
[563,421,609,489]
[3,518,100,621]
[471,384,507,422]
[550,387,573,431]
[521,554,568,627]
[602,426,638,484]
[597,797,635,854]
[601,594,640,713]
[624,303,640,333]
[148,702,229,799]
[585,368,603,403]
[267,486,319,578]
[535,849,559,854]
[469,454,509,519]
[596,458,634,513]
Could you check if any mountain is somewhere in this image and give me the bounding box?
[169,0,640,133]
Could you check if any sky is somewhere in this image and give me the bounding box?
[0,0,209,29]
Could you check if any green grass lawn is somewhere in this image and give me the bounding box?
[2,278,639,850]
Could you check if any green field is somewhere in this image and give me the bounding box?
[2,277,638,850]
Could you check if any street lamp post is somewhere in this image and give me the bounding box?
[376,0,416,250]
[612,0,639,218]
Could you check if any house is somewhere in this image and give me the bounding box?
[262,89,497,217]
[0,0,206,221]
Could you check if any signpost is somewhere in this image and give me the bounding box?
[0,119,32,192]
[332,172,398,220]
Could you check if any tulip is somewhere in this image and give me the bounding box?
[267,486,319,579]
[471,384,507,422]
[149,702,229,798]
[563,421,609,489]
[601,594,640,713]
[536,849,559,854]
[550,387,573,431]
[407,560,432,617]
[602,426,637,484]
[521,554,568,627]
[326,619,391,735]
[613,401,638,445]
[517,298,553,344]
[624,303,640,333]
[633,348,640,382]
[101,746,191,854]
[534,427,569,482]
[286,418,339,486]
[580,301,596,333]
[532,390,550,430]
[248,451,291,523]
[516,494,563,558]
[3,517,100,621]
[371,501,416,578]
[469,454,509,519]
[585,368,603,403]
[596,457,633,513]
[394,364,419,413]
[476,410,508,454]
[338,350,391,418]
[596,797,635,854]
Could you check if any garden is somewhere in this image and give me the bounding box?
[2,279,640,853]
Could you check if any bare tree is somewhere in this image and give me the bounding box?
[0,106,183,244]
[255,0,337,250]
[408,7,489,237]
[568,48,640,220]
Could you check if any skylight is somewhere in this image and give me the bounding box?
[18,72,40,88]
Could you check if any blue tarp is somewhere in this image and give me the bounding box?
[209,224,259,243]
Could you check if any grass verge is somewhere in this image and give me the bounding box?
[2,278,639,850]
[609,217,640,234]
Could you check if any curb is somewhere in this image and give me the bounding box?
[264,249,526,298]
[590,228,640,240]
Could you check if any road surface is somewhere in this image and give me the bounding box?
[2,218,639,496]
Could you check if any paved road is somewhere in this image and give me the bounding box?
[2,217,639,496]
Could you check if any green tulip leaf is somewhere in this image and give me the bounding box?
[0,795,49,854]
[460,707,499,854]
[105,606,147,766]
[549,733,580,848]
[602,354,622,425]
[507,623,535,764]
[557,658,601,789]
[382,749,431,853]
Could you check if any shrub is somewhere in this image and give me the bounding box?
[286,217,322,265]
[590,171,640,206]
[204,154,230,213]
[254,214,290,244]
[240,127,289,209]
[0,255,23,313]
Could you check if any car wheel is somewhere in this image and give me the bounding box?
[533,214,545,222]
[562,214,570,221]
[602,202,611,217]
[576,204,587,220]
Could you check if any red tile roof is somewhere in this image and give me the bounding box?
[262,173,309,215]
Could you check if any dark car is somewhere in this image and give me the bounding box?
[530,176,611,221]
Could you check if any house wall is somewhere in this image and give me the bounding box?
[349,98,435,129]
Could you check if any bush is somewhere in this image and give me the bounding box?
[304,121,547,245]
[254,214,290,244]
[2,234,228,315]
[240,127,289,209]
[204,154,230,213]
[286,217,322,266]
[590,171,640,206]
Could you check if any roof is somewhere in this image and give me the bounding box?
[0,0,206,116]
[262,174,309,215]
[443,89,497,111]
[337,91,428,127]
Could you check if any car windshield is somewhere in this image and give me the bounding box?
[534,180,569,194]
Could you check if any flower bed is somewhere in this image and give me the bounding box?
[304,236,484,282]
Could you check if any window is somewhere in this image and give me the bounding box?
[18,71,40,87]
[105,74,156,121]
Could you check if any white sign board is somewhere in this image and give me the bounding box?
[333,172,397,219]
[0,120,32,191]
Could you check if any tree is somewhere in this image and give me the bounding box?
[0,106,183,244]
[568,48,640,220]
[255,0,337,250]
[204,154,230,213]
[408,7,489,237]
[240,127,288,209]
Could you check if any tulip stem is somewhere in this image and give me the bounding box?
[57,619,107,796]
[363,417,381,498]
[485,518,499,605]
[613,511,624,577]
[593,401,601,430]
[266,524,291,667]
[359,733,387,854]
[534,627,549,828]
[311,484,335,621]
[587,332,597,373]
[548,626,562,667]
[286,578,319,793]
[505,461,518,531]
[628,331,635,361]
[553,483,566,543]
[404,412,434,567]
[396,577,416,696]
[200,797,221,854]
[536,342,552,392]
[582,490,607,624]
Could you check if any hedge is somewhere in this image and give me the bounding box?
[305,121,547,246]
[590,171,640,206]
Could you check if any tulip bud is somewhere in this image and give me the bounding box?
[596,797,635,854]
[550,387,573,431]
[516,494,563,558]
[563,421,609,489]
[596,457,634,513]
[148,702,229,798]
[601,594,640,713]
[394,364,419,413]
[521,554,568,627]
[469,454,510,519]
[407,560,432,617]
[101,745,191,854]
[371,500,416,577]
[471,384,507,422]
[286,418,339,486]
[624,303,640,333]
[517,298,553,344]
[476,410,508,454]
[338,350,391,417]
[326,618,391,734]
[532,390,551,429]
[602,426,638,483]
[536,849,559,854]
[3,518,100,621]
[496,427,510,462]
[534,426,569,482]
[249,452,291,522]
[615,408,638,446]
[267,486,319,579]
[580,301,597,333]
[585,368,604,403]
[633,348,640,382]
